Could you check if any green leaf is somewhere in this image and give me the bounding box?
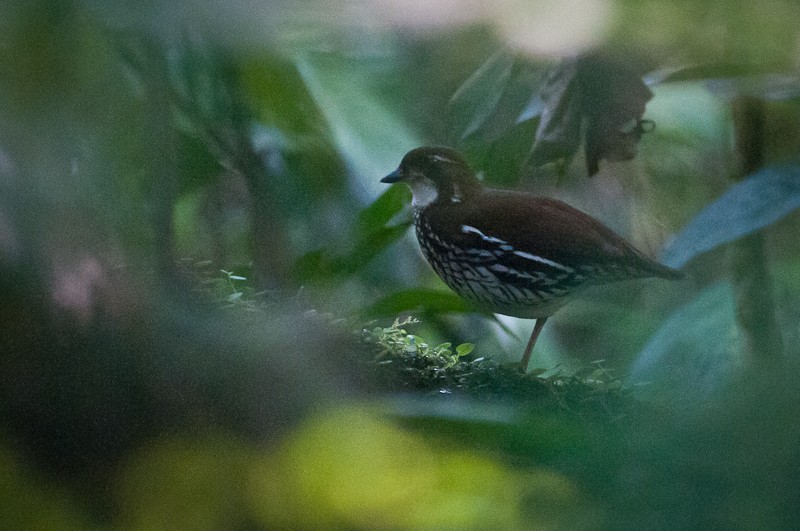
[448,51,544,147]
[628,282,742,401]
[456,343,475,357]
[240,57,326,136]
[449,50,516,140]
[347,222,413,273]
[295,53,421,198]
[646,63,800,101]
[646,63,777,85]
[706,73,800,101]
[293,250,332,282]
[362,289,474,317]
[227,292,243,302]
[662,164,800,268]
[356,185,410,234]
[294,221,411,283]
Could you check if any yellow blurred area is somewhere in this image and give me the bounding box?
[0,444,88,530]
[115,435,255,530]
[250,405,581,529]
[114,406,581,530]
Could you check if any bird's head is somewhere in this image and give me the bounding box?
[381,147,480,208]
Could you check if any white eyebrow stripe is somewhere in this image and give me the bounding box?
[512,251,574,273]
[460,225,507,245]
[432,154,455,163]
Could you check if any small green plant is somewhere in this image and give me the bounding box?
[362,316,630,420]
[366,316,474,369]
[220,269,248,305]
[214,268,270,312]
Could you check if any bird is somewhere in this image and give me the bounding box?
[381,146,683,371]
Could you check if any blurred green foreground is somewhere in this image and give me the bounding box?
[2,1,800,529]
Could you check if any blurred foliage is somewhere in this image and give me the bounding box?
[247,405,583,529]
[115,434,256,530]
[524,54,654,176]
[664,163,800,269]
[3,0,800,529]
[629,281,742,405]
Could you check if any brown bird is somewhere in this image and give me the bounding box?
[381,146,683,371]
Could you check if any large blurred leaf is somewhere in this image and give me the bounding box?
[646,63,800,101]
[240,56,329,137]
[448,50,516,140]
[645,63,776,85]
[294,221,411,284]
[628,282,742,402]
[706,74,800,101]
[295,53,421,200]
[294,184,412,284]
[355,184,410,233]
[448,50,545,161]
[662,164,800,268]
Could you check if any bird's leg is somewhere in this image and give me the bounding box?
[520,317,548,372]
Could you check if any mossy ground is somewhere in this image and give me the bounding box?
[361,317,631,422]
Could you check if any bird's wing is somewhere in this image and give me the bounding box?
[429,191,677,280]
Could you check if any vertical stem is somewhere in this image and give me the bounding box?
[219,56,291,292]
[730,96,782,365]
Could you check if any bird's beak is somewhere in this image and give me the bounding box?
[381,168,402,183]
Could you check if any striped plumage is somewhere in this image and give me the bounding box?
[382,146,683,371]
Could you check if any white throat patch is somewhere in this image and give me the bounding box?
[410,177,439,208]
